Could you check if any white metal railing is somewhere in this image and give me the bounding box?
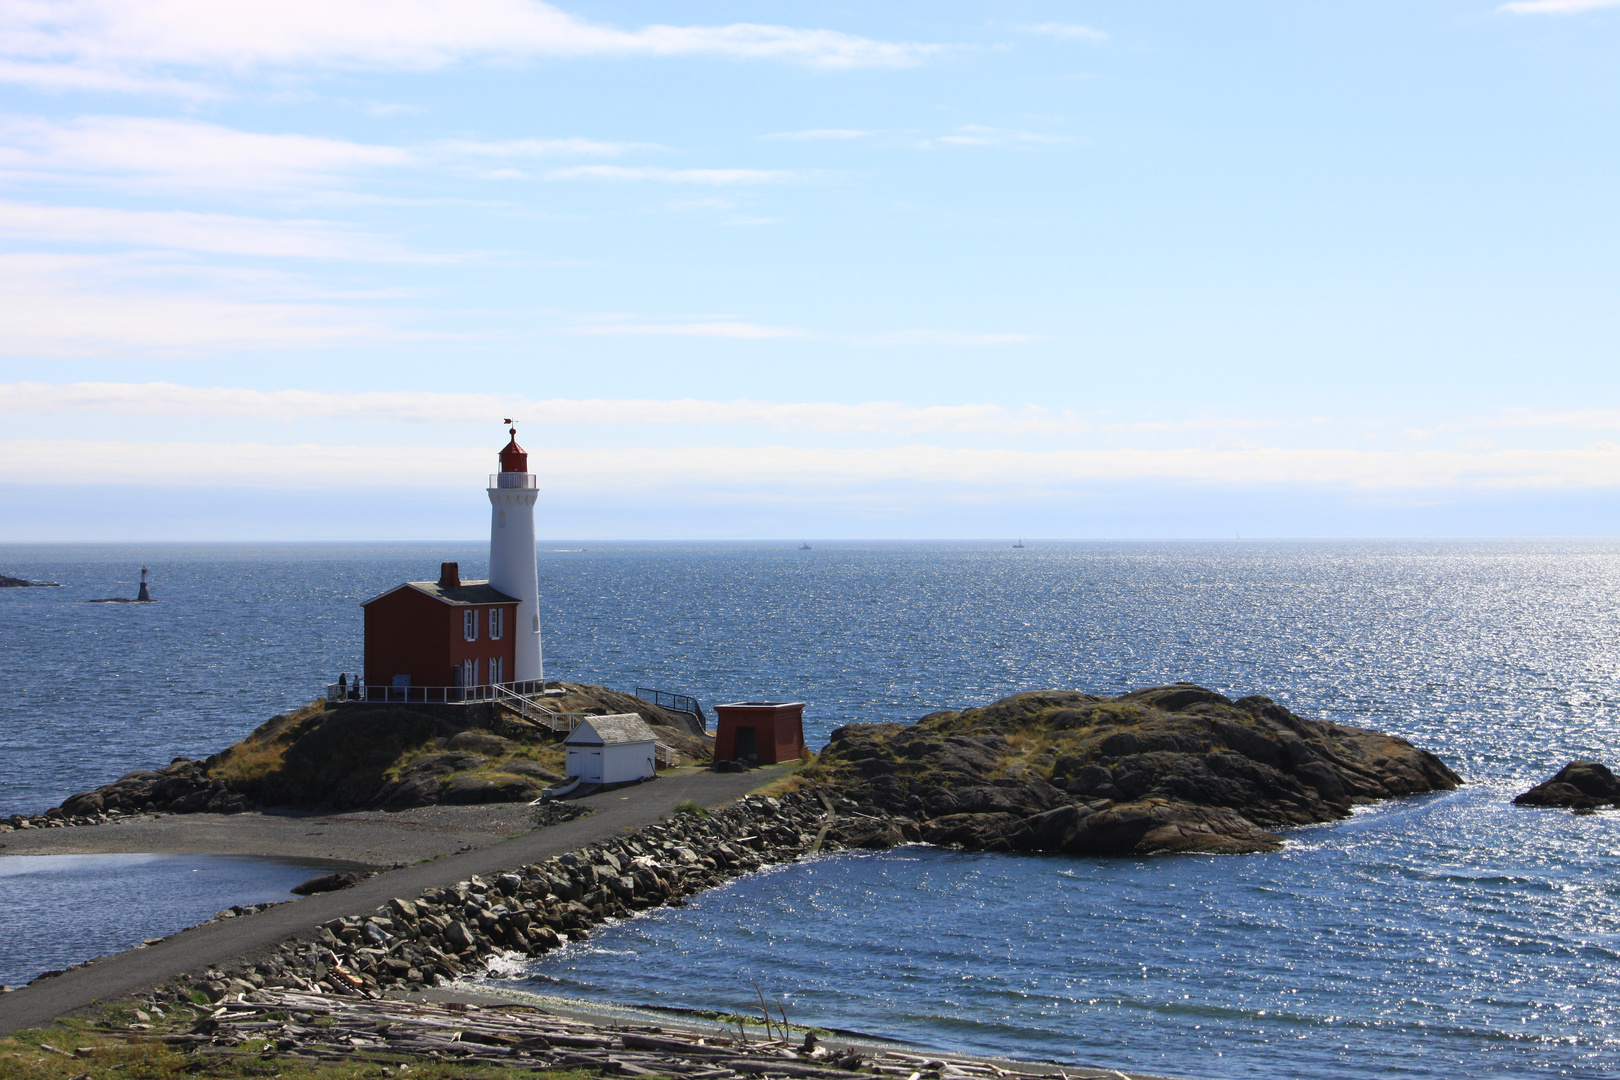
[492,683,592,733]
[489,473,539,489]
[340,679,558,706]
[656,742,679,768]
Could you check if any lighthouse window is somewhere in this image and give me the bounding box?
[489,608,504,640]
[464,610,478,641]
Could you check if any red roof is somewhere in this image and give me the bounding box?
[499,426,528,473]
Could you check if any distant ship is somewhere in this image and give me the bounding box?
[1013,539,1026,548]
[799,542,812,550]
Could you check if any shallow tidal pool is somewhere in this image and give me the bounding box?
[0,852,329,988]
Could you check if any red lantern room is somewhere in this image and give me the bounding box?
[499,427,527,473]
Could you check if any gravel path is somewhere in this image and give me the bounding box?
[0,801,565,866]
[0,765,789,1035]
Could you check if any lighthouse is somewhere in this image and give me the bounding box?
[488,425,543,682]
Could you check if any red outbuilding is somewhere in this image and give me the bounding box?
[361,561,520,701]
[713,701,806,765]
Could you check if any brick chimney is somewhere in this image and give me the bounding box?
[439,561,460,589]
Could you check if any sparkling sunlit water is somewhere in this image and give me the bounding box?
[3,540,1619,1074]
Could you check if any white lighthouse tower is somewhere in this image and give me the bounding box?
[488,425,543,682]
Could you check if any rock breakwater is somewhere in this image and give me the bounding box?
[808,683,1462,855]
[132,790,896,1007]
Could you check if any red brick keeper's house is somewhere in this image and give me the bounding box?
[362,561,519,699]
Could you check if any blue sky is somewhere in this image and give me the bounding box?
[2,0,1618,540]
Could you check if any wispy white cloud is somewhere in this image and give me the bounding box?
[0,382,1273,437]
[1498,0,1620,12]
[0,115,412,192]
[0,256,406,355]
[564,321,812,339]
[762,129,871,140]
[1022,23,1108,42]
[0,57,215,97]
[1496,408,1620,428]
[861,329,1045,345]
[429,136,651,160]
[0,201,429,260]
[7,385,1620,496]
[0,0,939,97]
[546,165,794,184]
[5,435,1619,494]
[0,115,697,195]
[920,125,1073,149]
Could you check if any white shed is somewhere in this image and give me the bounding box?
[564,713,659,785]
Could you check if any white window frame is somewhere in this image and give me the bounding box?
[464,609,478,641]
[490,656,503,685]
[489,607,504,640]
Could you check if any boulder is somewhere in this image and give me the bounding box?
[1514,761,1620,809]
[445,731,514,756]
[291,871,369,895]
[440,773,540,805]
[826,819,908,849]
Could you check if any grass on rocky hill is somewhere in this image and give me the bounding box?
[206,701,572,808]
[0,1007,616,1080]
[208,702,443,807]
[381,741,568,785]
[202,685,706,810]
[795,692,1200,791]
[745,762,814,799]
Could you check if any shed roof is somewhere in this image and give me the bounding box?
[564,713,658,746]
[361,580,518,608]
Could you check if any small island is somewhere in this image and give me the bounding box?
[805,682,1462,855]
[0,573,60,587]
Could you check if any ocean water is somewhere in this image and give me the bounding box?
[2,540,1619,1075]
[0,853,331,989]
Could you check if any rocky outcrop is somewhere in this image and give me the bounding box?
[50,758,252,821]
[1514,761,1620,809]
[16,683,709,823]
[291,872,371,895]
[809,683,1462,856]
